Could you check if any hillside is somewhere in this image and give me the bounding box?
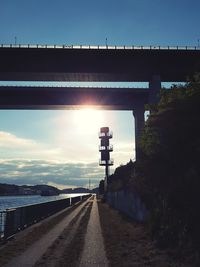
[106,74,200,252]
[0,183,98,196]
[0,183,60,196]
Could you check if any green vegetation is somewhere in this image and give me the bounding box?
[99,180,105,195]
[106,74,200,250]
[107,160,135,192]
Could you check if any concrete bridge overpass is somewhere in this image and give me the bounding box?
[0,45,200,82]
[0,86,149,110]
[0,44,200,159]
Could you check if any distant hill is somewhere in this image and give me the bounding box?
[61,187,98,194]
[0,183,60,196]
[0,183,99,196]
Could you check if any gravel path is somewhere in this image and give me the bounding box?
[3,197,92,267]
[1,195,197,267]
[2,195,109,267]
[79,195,108,267]
[34,200,93,267]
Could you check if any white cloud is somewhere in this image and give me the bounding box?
[0,130,134,164]
[0,131,62,160]
[112,141,135,166]
[0,159,104,189]
[0,126,135,188]
[0,131,36,148]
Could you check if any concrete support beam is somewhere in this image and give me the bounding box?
[149,75,161,104]
[0,86,149,110]
[133,105,145,161]
[132,76,160,161]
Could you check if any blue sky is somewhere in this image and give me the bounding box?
[1,0,200,46]
[0,0,200,189]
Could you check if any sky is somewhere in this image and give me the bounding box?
[0,0,200,189]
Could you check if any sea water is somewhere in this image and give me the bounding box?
[0,193,86,211]
[0,193,88,237]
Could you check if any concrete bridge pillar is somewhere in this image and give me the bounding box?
[133,104,145,161]
[133,76,161,161]
[149,75,161,104]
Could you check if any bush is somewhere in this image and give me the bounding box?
[136,77,200,248]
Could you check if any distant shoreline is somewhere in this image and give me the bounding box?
[0,193,41,197]
[0,183,98,197]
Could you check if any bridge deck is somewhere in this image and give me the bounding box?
[1,45,200,82]
[0,86,149,110]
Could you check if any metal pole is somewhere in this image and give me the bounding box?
[105,162,109,191]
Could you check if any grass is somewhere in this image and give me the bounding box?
[97,199,197,267]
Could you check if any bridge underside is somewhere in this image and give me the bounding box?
[1,47,200,82]
[0,86,149,110]
[1,46,198,161]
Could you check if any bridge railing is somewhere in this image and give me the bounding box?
[1,44,200,51]
[0,194,91,241]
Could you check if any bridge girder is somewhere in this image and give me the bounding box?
[0,86,149,110]
[0,47,200,82]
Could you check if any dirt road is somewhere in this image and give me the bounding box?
[2,195,195,267]
[1,195,108,267]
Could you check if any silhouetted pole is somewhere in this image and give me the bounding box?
[105,163,109,190]
[99,127,113,192]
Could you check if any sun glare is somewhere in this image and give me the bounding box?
[73,108,104,134]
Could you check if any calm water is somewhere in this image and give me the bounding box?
[0,194,86,211]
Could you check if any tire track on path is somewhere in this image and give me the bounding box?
[4,197,92,267]
[35,200,93,267]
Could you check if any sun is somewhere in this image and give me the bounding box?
[73,108,104,134]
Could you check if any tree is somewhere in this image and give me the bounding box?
[99,180,105,195]
[107,160,135,192]
[135,76,200,248]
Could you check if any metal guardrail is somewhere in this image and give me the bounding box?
[1,44,200,51]
[0,194,91,241]
[0,85,149,89]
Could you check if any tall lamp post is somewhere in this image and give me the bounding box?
[99,127,113,191]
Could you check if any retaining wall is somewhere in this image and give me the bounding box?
[106,190,148,222]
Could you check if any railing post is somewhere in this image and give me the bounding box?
[0,211,6,240]
[4,209,16,239]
